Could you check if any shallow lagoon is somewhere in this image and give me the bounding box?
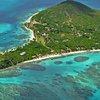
[0,52,100,100]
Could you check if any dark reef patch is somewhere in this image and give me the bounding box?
[63,75,95,99]
[0,69,22,78]
[54,61,63,64]
[92,62,100,66]
[66,61,73,64]
[21,63,46,71]
[74,56,89,62]
[12,34,29,40]
[0,41,14,47]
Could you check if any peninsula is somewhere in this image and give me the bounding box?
[0,0,100,69]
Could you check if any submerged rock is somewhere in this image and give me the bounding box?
[0,69,22,78]
[21,63,46,71]
[74,56,89,62]
[66,61,73,64]
[54,61,63,64]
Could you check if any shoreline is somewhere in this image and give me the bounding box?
[0,12,39,55]
[22,25,35,40]
[21,12,39,44]
[1,49,100,71]
[25,12,39,41]
[22,49,100,64]
[26,12,39,23]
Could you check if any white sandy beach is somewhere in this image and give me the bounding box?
[23,49,100,64]
[23,12,39,40]
[23,25,35,40]
[26,12,39,23]
[0,49,100,71]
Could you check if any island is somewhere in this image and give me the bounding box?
[0,0,100,69]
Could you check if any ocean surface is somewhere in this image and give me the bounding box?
[0,0,100,52]
[0,51,100,100]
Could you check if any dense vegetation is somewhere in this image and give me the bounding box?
[27,0,100,51]
[0,41,50,69]
[0,0,100,69]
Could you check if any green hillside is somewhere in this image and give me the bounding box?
[26,0,100,51]
[0,0,100,68]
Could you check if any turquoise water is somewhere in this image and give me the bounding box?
[0,52,100,100]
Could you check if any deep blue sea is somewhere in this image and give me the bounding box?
[0,0,100,52]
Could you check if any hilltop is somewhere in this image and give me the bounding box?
[26,0,100,51]
[0,0,100,68]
